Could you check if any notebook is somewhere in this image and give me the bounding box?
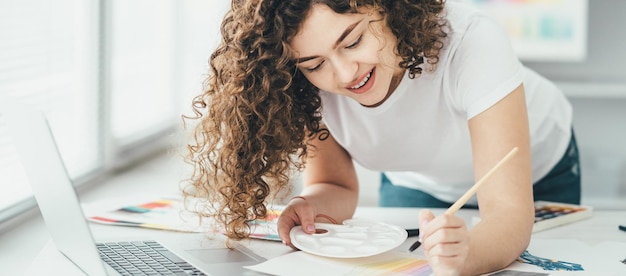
[0,96,266,276]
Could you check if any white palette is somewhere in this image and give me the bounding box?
[289,218,407,258]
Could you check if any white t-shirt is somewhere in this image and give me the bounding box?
[318,1,572,204]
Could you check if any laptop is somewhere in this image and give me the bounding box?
[0,96,267,276]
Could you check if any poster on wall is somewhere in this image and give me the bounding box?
[459,0,589,62]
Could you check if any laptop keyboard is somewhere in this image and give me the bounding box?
[97,240,206,276]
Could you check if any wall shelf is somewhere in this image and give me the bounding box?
[557,82,626,99]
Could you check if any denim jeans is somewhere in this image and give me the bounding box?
[379,131,581,208]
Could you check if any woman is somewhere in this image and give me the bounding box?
[184,0,580,275]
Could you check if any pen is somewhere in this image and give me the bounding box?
[408,238,422,252]
[619,225,626,232]
[406,228,420,237]
[408,147,519,252]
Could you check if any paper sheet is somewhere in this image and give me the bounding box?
[247,239,626,276]
[524,239,626,273]
[83,194,206,232]
[245,250,432,276]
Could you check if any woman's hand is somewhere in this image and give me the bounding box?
[418,209,470,276]
[276,197,317,247]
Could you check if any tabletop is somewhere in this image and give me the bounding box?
[26,207,626,275]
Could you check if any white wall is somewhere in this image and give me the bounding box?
[570,98,626,209]
[355,164,380,206]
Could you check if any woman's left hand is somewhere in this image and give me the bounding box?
[418,209,470,276]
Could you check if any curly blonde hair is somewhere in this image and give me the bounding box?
[183,0,447,240]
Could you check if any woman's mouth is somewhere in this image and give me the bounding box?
[346,68,375,94]
[350,71,371,89]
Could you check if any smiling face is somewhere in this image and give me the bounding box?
[289,4,405,107]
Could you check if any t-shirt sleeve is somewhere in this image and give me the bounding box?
[446,13,525,120]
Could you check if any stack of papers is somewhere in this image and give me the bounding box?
[83,195,205,232]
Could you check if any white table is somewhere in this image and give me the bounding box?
[26,207,626,275]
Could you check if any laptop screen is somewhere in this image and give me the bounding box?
[1,96,110,275]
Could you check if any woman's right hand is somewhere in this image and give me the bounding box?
[276,196,317,247]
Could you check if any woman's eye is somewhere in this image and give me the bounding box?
[346,35,362,49]
[305,60,324,72]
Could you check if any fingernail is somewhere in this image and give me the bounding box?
[306,225,315,232]
[419,219,429,239]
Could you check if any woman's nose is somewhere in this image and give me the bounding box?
[331,56,358,84]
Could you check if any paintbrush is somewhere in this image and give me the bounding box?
[408,147,519,252]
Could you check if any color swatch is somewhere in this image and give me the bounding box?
[354,258,432,275]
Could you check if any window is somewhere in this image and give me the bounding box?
[0,0,225,224]
[109,0,177,145]
[0,0,99,217]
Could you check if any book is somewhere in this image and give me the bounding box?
[532,201,593,232]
